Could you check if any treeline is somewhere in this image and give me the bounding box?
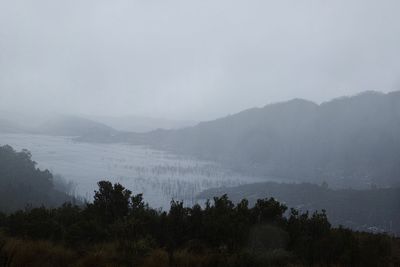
[0,145,76,212]
[0,181,399,267]
[199,182,400,235]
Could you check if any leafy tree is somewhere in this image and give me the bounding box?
[89,181,132,223]
[0,145,74,212]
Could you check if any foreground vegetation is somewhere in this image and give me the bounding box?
[0,180,399,267]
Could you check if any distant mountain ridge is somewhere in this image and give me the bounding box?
[2,91,399,188]
[86,115,196,133]
[0,112,195,136]
[99,91,400,188]
[0,113,120,140]
[39,115,118,137]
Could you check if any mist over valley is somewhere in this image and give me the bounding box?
[1,1,400,265]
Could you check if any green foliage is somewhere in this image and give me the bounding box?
[88,181,132,223]
[252,197,287,224]
[200,181,400,235]
[0,181,398,267]
[0,145,75,212]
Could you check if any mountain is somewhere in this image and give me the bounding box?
[87,115,197,132]
[39,115,119,138]
[99,91,400,188]
[0,110,195,137]
[0,112,119,138]
[0,110,54,133]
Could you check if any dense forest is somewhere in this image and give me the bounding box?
[85,91,400,189]
[0,145,76,212]
[0,180,399,267]
[199,182,400,235]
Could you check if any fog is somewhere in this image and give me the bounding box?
[1,0,400,120]
[1,2,400,257]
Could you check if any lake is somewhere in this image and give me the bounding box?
[0,133,265,209]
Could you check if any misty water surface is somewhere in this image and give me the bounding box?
[0,133,269,209]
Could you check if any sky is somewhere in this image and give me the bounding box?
[1,0,400,121]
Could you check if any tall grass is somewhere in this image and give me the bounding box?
[0,236,76,267]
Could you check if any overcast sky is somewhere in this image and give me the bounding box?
[1,0,400,120]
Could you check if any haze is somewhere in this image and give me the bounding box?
[1,0,399,120]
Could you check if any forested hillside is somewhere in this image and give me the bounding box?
[102,91,400,188]
[0,145,75,212]
[198,182,400,235]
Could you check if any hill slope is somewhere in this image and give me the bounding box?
[39,115,118,138]
[0,145,75,212]
[87,115,196,132]
[198,182,400,235]
[105,91,400,188]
